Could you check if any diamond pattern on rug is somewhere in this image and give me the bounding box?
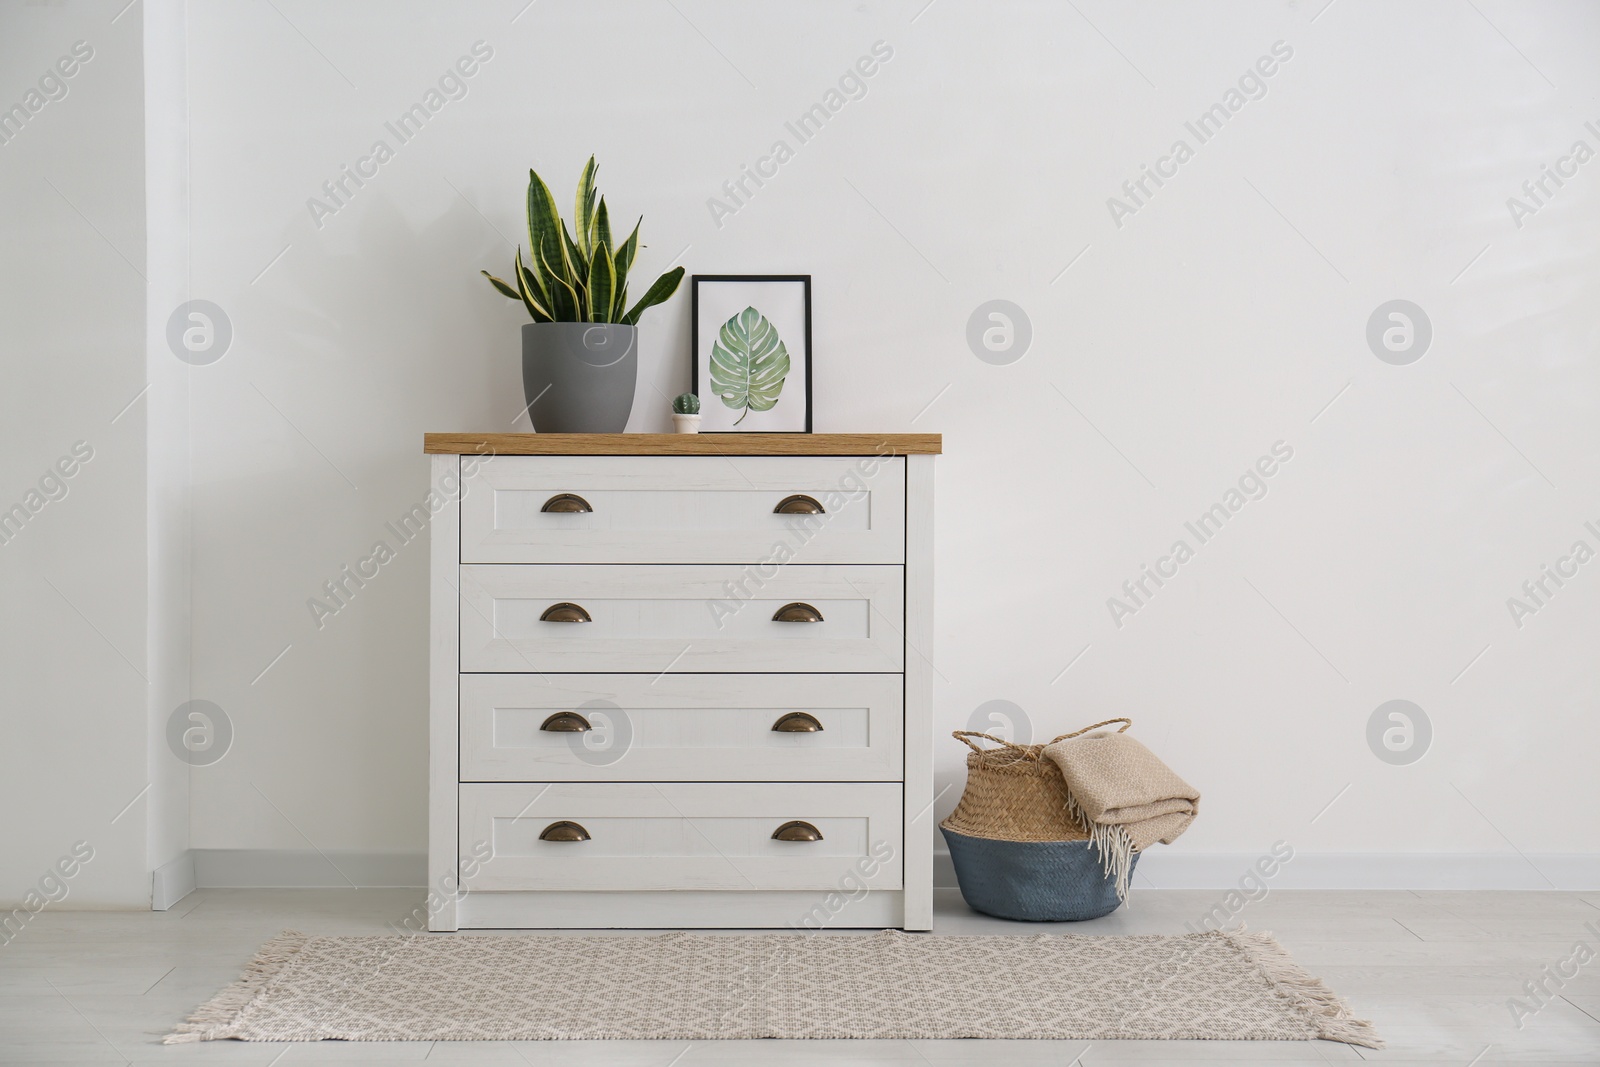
[168,928,1380,1047]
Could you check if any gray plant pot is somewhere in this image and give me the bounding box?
[521,322,638,433]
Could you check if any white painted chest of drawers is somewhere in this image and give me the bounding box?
[426,433,939,930]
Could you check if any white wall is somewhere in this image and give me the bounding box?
[143,0,193,905]
[0,0,150,907]
[8,0,1600,900]
[176,0,1600,878]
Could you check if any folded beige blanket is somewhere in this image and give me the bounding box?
[1043,724,1199,901]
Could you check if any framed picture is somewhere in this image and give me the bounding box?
[691,275,812,433]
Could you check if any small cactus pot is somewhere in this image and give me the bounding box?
[671,413,702,434]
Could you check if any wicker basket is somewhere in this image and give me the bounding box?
[940,720,1136,922]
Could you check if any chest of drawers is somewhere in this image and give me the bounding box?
[425,433,939,930]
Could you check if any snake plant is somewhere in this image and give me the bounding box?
[481,157,684,325]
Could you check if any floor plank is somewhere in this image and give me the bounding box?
[7,888,1600,1065]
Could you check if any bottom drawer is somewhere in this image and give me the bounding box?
[459,782,902,892]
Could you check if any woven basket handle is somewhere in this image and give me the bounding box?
[952,718,1131,755]
[951,730,1030,755]
[1046,717,1132,745]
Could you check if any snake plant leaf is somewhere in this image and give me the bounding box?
[612,218,640,316]
[573,156,598,256]
[560,221,585,284]
[709,306,790,425]
[485,262,549,323]
[549,217,590,318]
[559,223,590,318]
[481,271,521,301]
[512,249,554,322]
[594,198,613,266]
[525,169,566,292]
[621,266,684,326]
[516,250,550,311]
[587,239,617,323]
[613,218,640,282]
[516,244,550,302]
[538,244,581,321]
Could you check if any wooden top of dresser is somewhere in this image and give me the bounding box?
[424,433,942,456]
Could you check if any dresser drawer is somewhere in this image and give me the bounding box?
[460,673,903,782]
[459,565,904,673]
[459,782,902,892]
[461,455,904,564]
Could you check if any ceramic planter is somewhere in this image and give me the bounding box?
[521,322,637,433]
[671,413,701,434]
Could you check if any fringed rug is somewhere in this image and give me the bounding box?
[169,927,1380,1047]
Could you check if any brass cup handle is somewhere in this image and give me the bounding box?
[540,602,592,623]
[771,712,824,733]
[538,820,591,842]
[540,712,592,733]
[771,820,824,842]
[771,602,824,623]
[774,494,826,515]
[541,493,592,513]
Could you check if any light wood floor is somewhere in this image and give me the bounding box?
[2,887,1597,1064]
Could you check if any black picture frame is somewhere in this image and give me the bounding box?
[691,274,813,433]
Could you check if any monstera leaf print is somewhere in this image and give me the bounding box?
[710,306,790,425]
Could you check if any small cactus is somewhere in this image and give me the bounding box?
[673,393,700,415]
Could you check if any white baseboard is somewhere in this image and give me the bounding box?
[192,849,426,888]
[151,851,195,911]
[177,849,1598,893]
[934,850,1600,891]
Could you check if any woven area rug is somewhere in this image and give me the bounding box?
[169,928,1380,1047]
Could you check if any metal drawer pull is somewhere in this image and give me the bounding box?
[771,712,824,733]
[540,711,592,733]
[771,602,824,623]
[541,493,592,513]
[540,602,592,623]
[538,821,591,842]
[774,494,826,515]
[771,820,824,842]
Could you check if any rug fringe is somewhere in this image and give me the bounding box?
[1224,926,1384,1049]
[165,929,309,1043]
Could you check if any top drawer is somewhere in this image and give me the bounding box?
[460,455,904,564]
